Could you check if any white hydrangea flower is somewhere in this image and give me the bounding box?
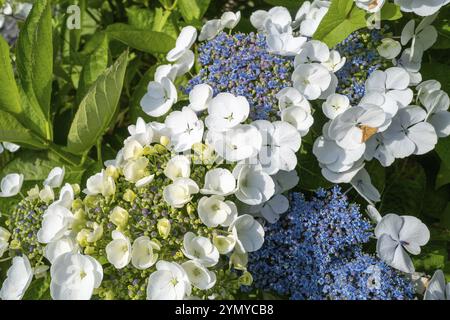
[198,19,223,41]
[350,168,381,203]
[146,261,191,300]
[375,213,430,273]
[43,167,65,188]
[293,1,330,37]
[106,230,132,269]
[377,38,402,59]
[276,87,313,136]
[292,63,332,100]
[0,226,11,258]
[37,204,74,244]
[200,168,236,196]
[50,252,103,300]
[207,125,262,162]
[182,232,219,267]
[394,0,449,16]
[131,236,160,270]
[0,256,33,300]
[188,84,213,112]
[205,93,250,132]
[83,170,116,197]
[198,195,238,228]
[163,178,199,208]
[0,173,24,197]
[44,236,78,264]
[401,16,438,59]
[164,107,204,153]
[229,214,265,253]
[140,77,177,117]
[383,106,438,158]
[123,157,149,183]
[127,117,154,146]
[220,11,241,29]
[253,120,301,175]
[182,260,217,290]
[232,163,275,206]
[322,94,351,120]
[424,270,450,300]
[166,26,197,62]
[164,155,191,181]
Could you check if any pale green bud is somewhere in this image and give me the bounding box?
[109,206,129,229]
[157,218,171,239]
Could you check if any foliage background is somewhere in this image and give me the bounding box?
[0,0,449,296]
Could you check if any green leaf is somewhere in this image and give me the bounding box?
[1,150,88,184]
[421,63,450,93]
[379,159,426,216]
[0,36,22,115]
[297,143,332,191]
[380,3,402,21]
[16,0,53,127]
[76,33,109,104]
[178,0,211,22]
[23,277,51,300]
[436,161,450,189]
[412,244,447,274]
[0,110,46,149]
[126,6,155,30]
[436,137,450,167]
[67,51,129,155]
[313,0,367,48]
[107,23,175,55]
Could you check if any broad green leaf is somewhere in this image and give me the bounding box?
[436,137,450,167]
[421,63,450,93]
[1,150,88,184]
[126,6,155,30]
[313,0,402,48]
[23,277,51,300]
[379,159,426,216]
[107,23,175,55]
[433,6,450,49]
[313,0,367,48]
[0,110,46,149]
[67,51,129,155]
[0,36,21,115]
[297,143,332,191]
[412,244,447,273]
[178,0,211,22]
[436,161,450,189]
[380,3,402,21]
[76,33,109,104]
[16,0,53,126]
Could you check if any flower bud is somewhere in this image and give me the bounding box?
[27,185,40,200]
[110,206,129,229]
[230,251,248,270]
[105,166,120,180]
[71,183,81,195]
[160,136,170,147]
[157,218,171,239]
[213,234,236,255]
[34,265,49,279]
[39,185,54,203]
[123,189,136,203]
[238,271,253,286]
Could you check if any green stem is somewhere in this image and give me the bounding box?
[97,137,103,166]
[0,257,12,263]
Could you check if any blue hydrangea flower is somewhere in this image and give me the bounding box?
[185,32,294,121]
[334,29,390,104]
[247,186,415,300]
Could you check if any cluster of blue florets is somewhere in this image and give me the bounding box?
[185,32,294,121]
[334,29,390,104]
[247,186,415,300]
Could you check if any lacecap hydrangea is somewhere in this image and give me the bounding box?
[247,186,416,300]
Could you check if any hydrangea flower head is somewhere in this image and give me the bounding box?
[248,186,415,300]
[186,32,294,121]
[334,29,390,104]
